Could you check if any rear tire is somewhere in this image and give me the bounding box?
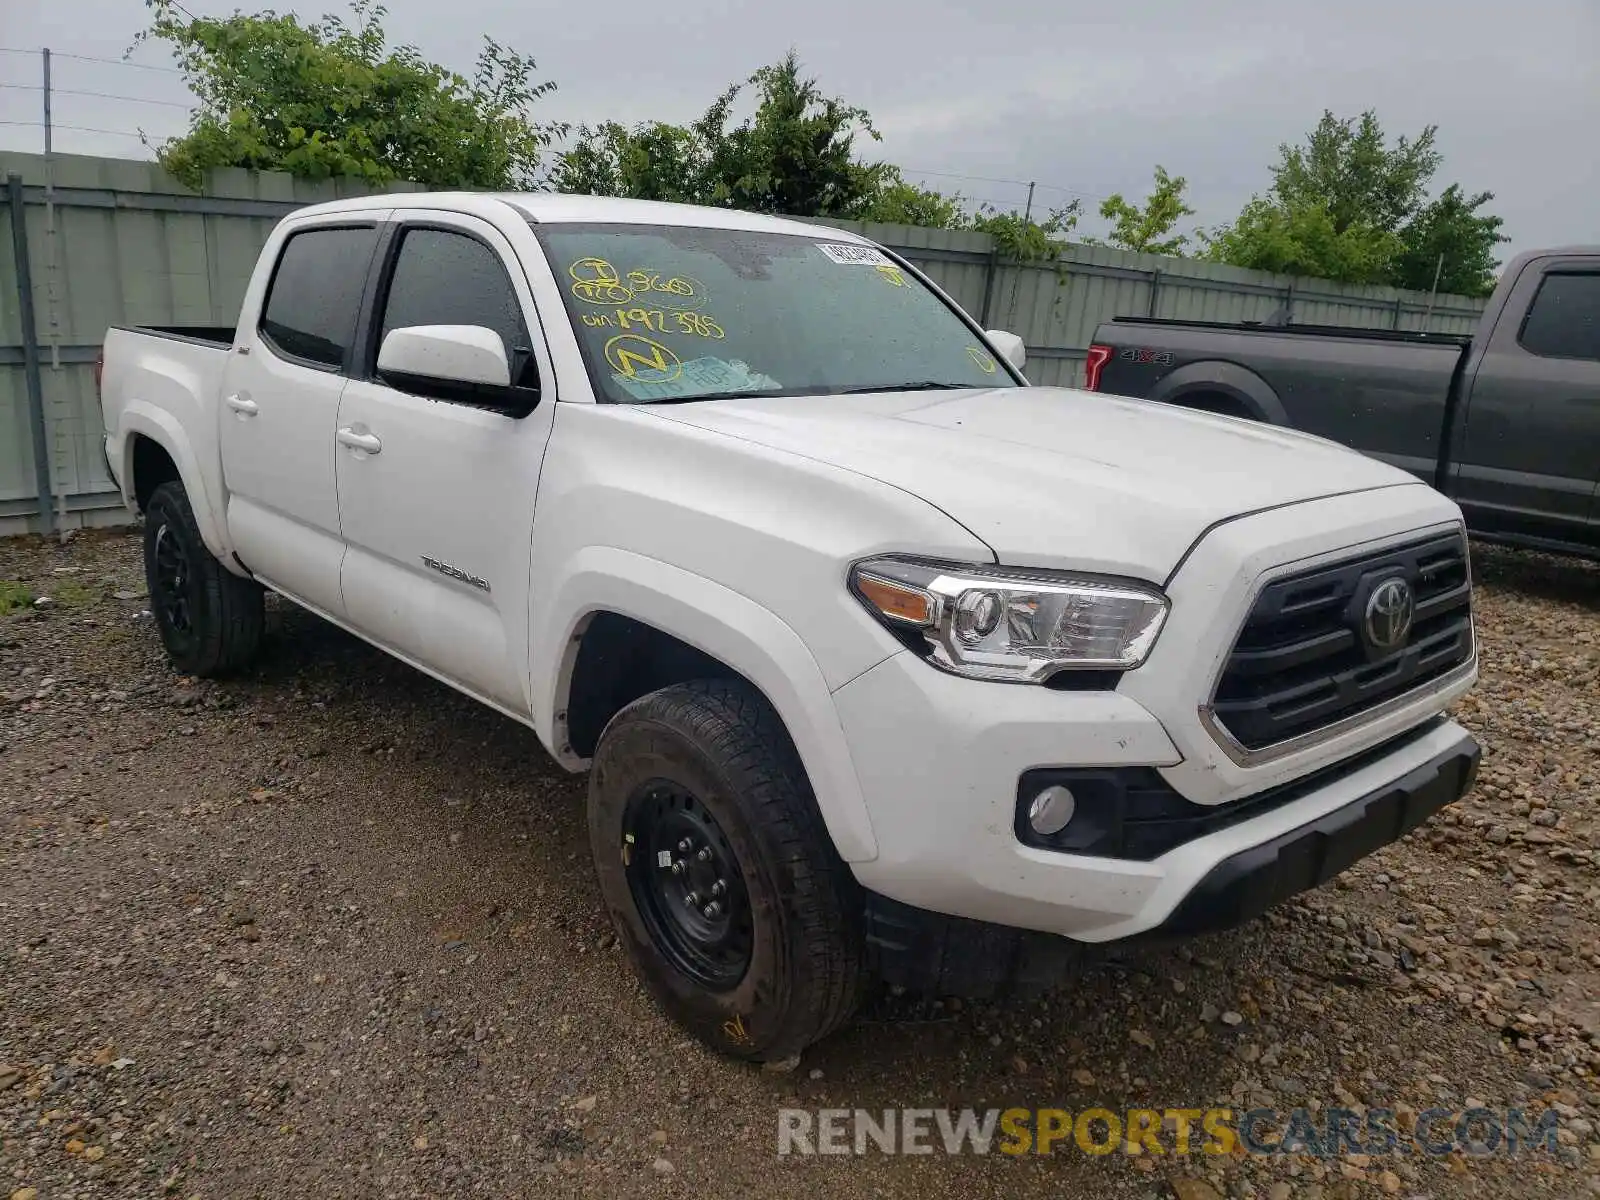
[143,480,264,677]
[588,679,864,1062]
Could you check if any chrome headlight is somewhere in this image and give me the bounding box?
[849,557,1169,683]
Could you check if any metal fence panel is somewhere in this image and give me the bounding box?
[0,151,422,529]
[2,154,1490,532]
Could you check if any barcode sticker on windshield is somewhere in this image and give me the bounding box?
[816,243,891,266]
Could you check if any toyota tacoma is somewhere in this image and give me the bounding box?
[97,192,1481,1061]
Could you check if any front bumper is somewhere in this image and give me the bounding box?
[836,650,1477,943]
[1155,729,1477,936]
[859,727,1477,996]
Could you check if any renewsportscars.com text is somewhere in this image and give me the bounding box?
[776,1106,1565,1158]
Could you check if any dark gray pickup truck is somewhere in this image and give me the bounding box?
[1088,246,1600,559]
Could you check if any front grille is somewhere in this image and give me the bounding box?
[1210,531,1473,752]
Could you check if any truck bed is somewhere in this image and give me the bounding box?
[99,325,235,515]
[1107,315,1471,348]
[1092,317,1471,484]
[112,324,237,349]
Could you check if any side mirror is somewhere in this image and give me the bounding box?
[985,329,1026,371]
[377,325,535,415]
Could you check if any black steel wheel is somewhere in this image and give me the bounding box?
[151,517,195,636]
[623,782,754,990]
[588,679,864,1062]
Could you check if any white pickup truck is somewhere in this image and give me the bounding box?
[98,192,1481,1061]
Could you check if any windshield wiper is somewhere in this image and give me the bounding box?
[633,381,974,405]
[837,381,974,395]
[640,386,829,405]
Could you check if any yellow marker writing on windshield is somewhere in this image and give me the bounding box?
[570,258,634,305]
[604,334,683,381]
[625,269,706,310]
[966,346,998,374]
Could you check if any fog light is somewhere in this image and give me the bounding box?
[1027,784,1077,836]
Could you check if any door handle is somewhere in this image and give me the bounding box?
[336,427,382,455]
[224,394,258,417]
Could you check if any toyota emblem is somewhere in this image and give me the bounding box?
[1363,577,1415,653]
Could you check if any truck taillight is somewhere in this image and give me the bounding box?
[93,348,104,400]
[1084,343,1113,392]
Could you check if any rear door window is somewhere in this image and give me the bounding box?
[1518,272,1600,361]
[258,225,379,369]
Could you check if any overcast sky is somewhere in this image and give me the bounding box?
[2,0,1594,258]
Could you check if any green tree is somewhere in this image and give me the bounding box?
[704,52,885,216]
[554,52,884,219]
[1092,165,1195,255]
[1392,184,1506,295]
[550,54,1082,263]
[1201,198,1401,283]
[1206,109,1506,295]
[858,170,970,228]
[550,120,710,204]
[137,0,562,189]
[1273,111,1440,236]
[971,200,1082,262]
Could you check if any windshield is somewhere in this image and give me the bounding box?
[531,222,1020,404]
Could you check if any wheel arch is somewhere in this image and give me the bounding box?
[118,406,235,566]
[534,546,879,863]
[1146,359,1288,425]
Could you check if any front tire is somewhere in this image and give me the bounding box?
[588,679,864,1062]
[143,480,264,677]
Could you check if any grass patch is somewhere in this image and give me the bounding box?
[51,580,98,607]
[0,580,35,615]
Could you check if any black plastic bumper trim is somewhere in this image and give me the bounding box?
[1153,733,1479,937]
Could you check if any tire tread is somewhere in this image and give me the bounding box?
[600,679,864,1057]
[145,481,264,677]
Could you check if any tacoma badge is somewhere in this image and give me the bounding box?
[420,555,491,593]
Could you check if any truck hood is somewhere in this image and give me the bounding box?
[645,386,1418,581]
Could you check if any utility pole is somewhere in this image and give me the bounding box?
[42,47,67,536]
[1022,181,1036,225]
[1422,252,1445,330]
[41,48,52,153]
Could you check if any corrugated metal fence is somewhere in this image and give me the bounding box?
[1,152,1487,534]
[812,218,1488,389]
[0,152,422,535]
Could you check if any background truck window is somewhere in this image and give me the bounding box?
[1517,272,1600,361]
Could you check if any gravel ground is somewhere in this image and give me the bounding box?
[1,529,1597,1200]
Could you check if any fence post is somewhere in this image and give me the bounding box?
[7,173,55,536]
[1147,269,1162,319]
[1391,297,1404,330]
[978,245,1000,327]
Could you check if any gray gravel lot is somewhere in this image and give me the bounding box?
[1,529,1598,1200]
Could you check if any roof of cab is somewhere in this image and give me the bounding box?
[287,190,871,242]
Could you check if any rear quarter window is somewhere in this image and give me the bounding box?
[259,225,379,369]
[1517,272,1600,361]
